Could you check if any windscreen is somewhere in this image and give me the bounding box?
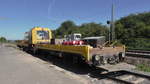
[75,35,81,39]
[37,31,49,40]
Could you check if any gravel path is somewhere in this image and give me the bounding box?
[0,44,82,84]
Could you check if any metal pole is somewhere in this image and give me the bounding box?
[111,3,115,41]
[109,23,111,44]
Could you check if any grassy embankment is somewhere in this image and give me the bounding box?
[136,64,150,72]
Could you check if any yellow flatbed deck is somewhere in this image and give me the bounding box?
[36,44,91,61]
[35,44,125,62]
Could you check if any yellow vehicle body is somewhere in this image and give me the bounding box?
[36,44,125,62]
[30,27,52,44]
[17,27,52,47]
[17,27,125,66]
[36,44,90,61]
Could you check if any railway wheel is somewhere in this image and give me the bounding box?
[33,47,38,55]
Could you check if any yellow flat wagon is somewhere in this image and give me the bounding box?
[17,27,125,66]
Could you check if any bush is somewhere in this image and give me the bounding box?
[122,38,150,50]
[0,37,7,43]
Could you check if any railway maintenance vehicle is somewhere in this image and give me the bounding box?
[17,27,125,67]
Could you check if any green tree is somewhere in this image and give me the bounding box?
[0,37,7,42]
[55,20,77,38]
[115,12,150,49]
[54,21,109,39]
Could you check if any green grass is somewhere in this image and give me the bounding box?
[136,64,150,72]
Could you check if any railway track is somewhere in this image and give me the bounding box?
[127,50,150,54]
[98,50,150,84]
[126,50,150,59]
[89,69,150,84]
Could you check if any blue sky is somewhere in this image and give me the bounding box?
[0,0,150,40]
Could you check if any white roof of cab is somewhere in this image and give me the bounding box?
[83,36,105,40]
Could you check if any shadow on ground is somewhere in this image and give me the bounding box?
[25,50,150,83]
[28,51,108,74]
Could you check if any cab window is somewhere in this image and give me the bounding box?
[37,31,49,40]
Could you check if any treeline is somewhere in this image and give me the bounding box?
[115,12,150,50]
[53,21,109,38]
[0,37,7,42]
[53,12,150,50]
